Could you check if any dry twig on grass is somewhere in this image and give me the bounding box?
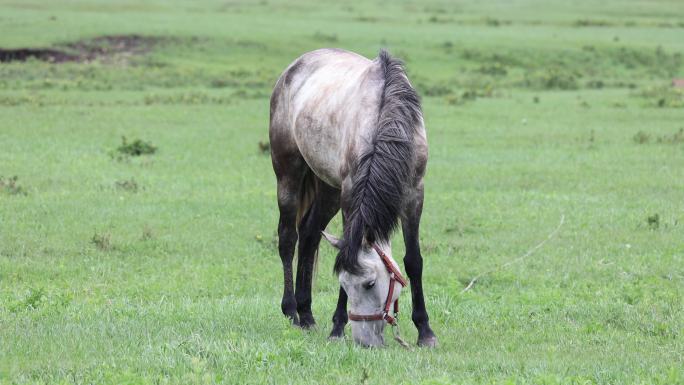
[461,214,566,293]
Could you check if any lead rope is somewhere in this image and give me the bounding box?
[392,323,411,349]
[390,298,410,349]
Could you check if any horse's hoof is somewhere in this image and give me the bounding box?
[417,335,438,347]
[328,326,345,340]
[298,315,317,330]
[288,314,300,327]
[299,322,317,330]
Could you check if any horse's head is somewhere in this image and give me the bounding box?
[323,232,405,347]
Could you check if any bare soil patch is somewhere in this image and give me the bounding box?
[0,48,76,63]
[0,35,161,63]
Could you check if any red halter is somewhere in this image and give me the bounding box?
[347,244,409,326]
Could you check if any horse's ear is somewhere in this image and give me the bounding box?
[321,231,343,250]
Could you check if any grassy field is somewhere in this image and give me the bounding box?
[1,0,683,383]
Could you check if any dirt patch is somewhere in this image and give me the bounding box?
[64,35,160,62]
[0,48,77,63]
[0,35,161,63]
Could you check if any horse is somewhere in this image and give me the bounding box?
[269,48,437,347]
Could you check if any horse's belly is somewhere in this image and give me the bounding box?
[293,117,345,188]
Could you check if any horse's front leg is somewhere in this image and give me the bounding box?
[402,185,437,347]
[328,286,348,339]
[327,197,349,339]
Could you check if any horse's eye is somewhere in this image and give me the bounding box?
[363,280,376,290]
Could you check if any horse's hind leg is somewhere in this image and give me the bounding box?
[295,178,340,328]
[274,154,307,325]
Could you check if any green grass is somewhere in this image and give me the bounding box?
[1,0,683,384]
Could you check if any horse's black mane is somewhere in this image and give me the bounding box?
[334,49,422,275]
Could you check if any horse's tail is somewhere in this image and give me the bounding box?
[334,49,422,274]
[296,169,319,273]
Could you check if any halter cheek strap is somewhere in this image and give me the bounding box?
[348,244,408,326]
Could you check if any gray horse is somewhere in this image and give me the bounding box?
[269,48,436,347]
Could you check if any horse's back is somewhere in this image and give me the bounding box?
[270,49,384,188]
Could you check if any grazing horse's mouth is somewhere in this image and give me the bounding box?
[350,319,386,347]
[347,244,407,325]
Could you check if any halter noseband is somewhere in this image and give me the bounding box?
[347,244,408,326]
